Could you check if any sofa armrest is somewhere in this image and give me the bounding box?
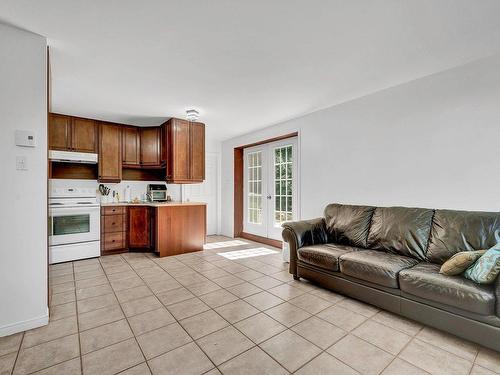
[282,218,327,277]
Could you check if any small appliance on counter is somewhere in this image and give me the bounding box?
[49,182,100,264]
[147,184,168,202]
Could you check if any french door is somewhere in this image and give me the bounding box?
[243,137,298,241]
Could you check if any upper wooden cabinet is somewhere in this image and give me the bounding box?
[72,118,98,153]
[122,126,162,168]
[49,114,71,150]
[49,112,205,184]
[163,119,205,183]
[122,126,140,166]
[98,123,122,182]
[49,113,98,153]
[140,127,162,167]
[190,122,205,182]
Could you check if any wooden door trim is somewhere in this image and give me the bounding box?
[240,232,282,249]
[233,131,298,238]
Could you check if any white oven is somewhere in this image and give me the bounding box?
[49,184,100,264]
[49,203,100,246]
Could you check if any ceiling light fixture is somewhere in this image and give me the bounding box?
[186,109,200,122]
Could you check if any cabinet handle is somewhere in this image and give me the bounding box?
[112,222,115,225]
[112,240,115,242]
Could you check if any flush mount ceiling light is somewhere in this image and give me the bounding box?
[186,109,200,122]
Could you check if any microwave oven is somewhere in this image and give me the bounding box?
[147,184,167,202]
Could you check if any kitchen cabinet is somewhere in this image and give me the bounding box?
[48,113,98,153]
[189,122,205,181]
[128,206,153,249]
[122,126,162,168]
[140,127,162,167]
[122,126,140,166]
[155,204,206,256]
[163,118,205,183]
[72,118,98,153]
[49,114,71,150]
[101,206,127,256]
[98,123,122,182]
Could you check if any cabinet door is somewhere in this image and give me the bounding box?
[72,118,98,153]
[140,127,161,166]
[48,113,71,150]
[98,123,122,182]
[122,126,140,166]
[189,122,205,181]
[171,119,190,181]
[128,206,151,248]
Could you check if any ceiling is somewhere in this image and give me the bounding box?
[1,1,500,143]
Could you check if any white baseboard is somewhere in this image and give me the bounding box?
[0,309,49,337]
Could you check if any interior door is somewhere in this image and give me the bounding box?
[243,137,298,240]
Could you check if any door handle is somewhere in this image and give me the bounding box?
[266,195,272,200]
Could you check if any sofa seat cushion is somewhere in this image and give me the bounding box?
[399,263,496,316]
[297,244,361,271]
[339,250,419,288]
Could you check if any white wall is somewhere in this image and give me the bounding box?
[0,23,48,335]
[221,54,500,237]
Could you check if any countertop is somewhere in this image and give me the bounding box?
[101,201,207,207]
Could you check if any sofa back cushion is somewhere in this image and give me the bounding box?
[324,204,375,248]
[367,206,434,260]
[426,209,500,264]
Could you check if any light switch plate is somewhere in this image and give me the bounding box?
[16,156,28,170]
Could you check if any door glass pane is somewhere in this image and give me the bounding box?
[273,145,293,227]
[53,215,90,235]
[247,151,262,224]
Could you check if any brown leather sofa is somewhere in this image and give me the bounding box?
[282,203,500,351]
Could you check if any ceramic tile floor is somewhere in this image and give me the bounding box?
[1,235,500,375]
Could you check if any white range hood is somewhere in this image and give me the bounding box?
[49,150,98,164]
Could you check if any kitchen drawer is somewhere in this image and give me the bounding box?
[102,206,126,215]
[103,214,126,233]
[103,232,126,250]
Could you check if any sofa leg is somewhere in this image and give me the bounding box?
[293,275,300,280]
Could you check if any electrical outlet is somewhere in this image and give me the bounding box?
[16,156,28,170]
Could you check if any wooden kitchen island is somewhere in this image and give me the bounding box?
[100,202,206,257]
[154,203,206,257]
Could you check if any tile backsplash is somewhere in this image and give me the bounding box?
[49,179,181,202]
[105,180,181,202]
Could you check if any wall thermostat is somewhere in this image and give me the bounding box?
[15,130,36,147]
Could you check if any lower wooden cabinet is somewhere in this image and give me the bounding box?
[101,206,127,255]
[128,206,153,249]
[100,204,205,257]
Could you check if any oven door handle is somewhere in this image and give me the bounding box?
[50,205,100,212]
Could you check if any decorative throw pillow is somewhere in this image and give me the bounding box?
[440,250,487,276]
[464,244,500,284]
